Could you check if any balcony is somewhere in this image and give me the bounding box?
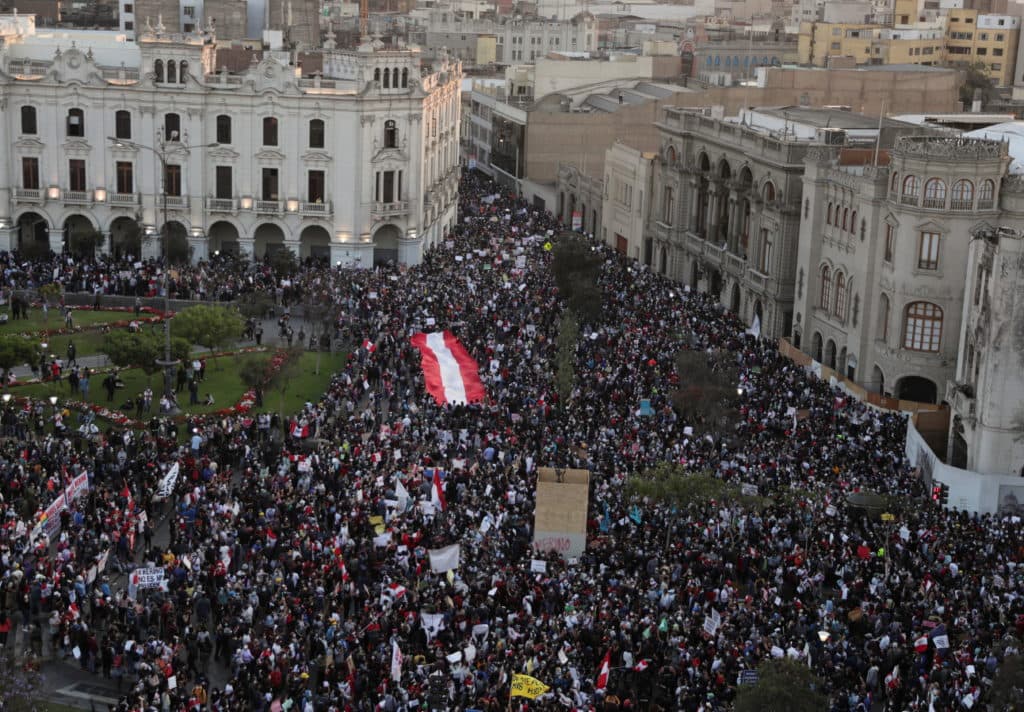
[922,198,945,209]
[747,268,769,291]
[685,231,705,253]
[372,201,409,218]
[206,197,237,212]
[164,195,189,209]
[63,190,92,204]
[256,200,282,214]
[950,199,973,211]
[705,241,725,267]
[109,192,140,206]
[13,188,42,203]
[946,381,976,421]
[725,252,746,275]
[300,200,333,217]
[900,194,919,206]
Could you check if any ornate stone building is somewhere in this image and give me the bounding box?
[643,106,919,340]
[796,135,1010,403]
[0,17,462,266]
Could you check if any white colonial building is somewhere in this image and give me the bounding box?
[0,14,462,267]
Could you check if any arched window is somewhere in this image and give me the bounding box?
[951,179,974,210]
[384,120,398,148]
[903,302,943,352]
[263,117,278,146]
[827,202,833,225]
[154,59,164,82]
[164,113,180,142]
[820,265,832,309]
[902,175,919,201]
[890,171,899,193]
[309,119,325,149]
[167,60,176,84]
[850,210,857,234]
[979,179,995,207]
[762,181,775,202]
[842,208,849,231]
[216,114,232,144]
[834,272,847,320]
[383,67,391,88]
[179,60,188,83]
[666,145,677,164]
[374,68,381,83]
[878,293,890,341]
[20,106,36,135]
[401,67,409,87]
[66,108,84,137]
[923,178,946,207]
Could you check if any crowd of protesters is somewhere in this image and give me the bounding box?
[0,171,1020,712]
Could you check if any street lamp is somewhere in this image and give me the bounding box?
[107,135,217,400]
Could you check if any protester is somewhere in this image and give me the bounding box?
[0,172,1016,712]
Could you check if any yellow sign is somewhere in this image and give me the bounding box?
[543,241,553,252]
[511,674,550,699]
[880,513,895,522]
[369,515,385,535]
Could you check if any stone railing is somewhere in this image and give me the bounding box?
[895,135,1007,161]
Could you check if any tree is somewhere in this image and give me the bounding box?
[171,305,245,367]
[0,335,37,384]
[734,659,828,712]
[270,248,299,278]
[554,311,579,402]
[67,228,105,259]
[37,283,62,324]
[265,346,305,418]
[103,331,190,381]
[989,654,1024,711]
[550,232,603,324]
[960,61,998,108]
[671,348,740,439]
[237,293,276,321]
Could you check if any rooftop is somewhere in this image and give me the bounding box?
[963,122,1024,174]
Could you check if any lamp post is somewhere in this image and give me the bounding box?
[2,392,10,438]
[107,135,216,399]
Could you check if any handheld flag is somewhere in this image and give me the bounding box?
[596,649,611,690]
[510,674,550,699]
[390,640,403,683]
[431,469,447,512]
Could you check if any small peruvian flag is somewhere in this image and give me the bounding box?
[596,649,611,690]
[914,636,929,653]
[363,340,376,354]
[431,469,447,511]
[633,659,650,672]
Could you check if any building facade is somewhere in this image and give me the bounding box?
[795,135,1010,402]
[0,20,462,267]
[599,142,655,260]
[946,10,1020,87]
[948,219,1024,474]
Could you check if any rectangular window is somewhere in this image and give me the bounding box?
[21,157,39,190]
[125,21,133,30]
[116,161,133,194]
[994,48,1004,56]
[215,166,232,200]
[21,106,36,135]
[308,170,325,203]
[183,5,194,17]
[115,110,131,139]
[884,224,895,263]
[261,168,278,201]
[918,231,940,270]
[977,47,987,55]
[263,117,278,146]
[123,3,133,11]
[69,159,86,192]
[760,229,772,273]
[164,164,182,197]
[382,170,395,203]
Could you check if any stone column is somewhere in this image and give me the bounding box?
[0,224,18,252]
[688,178,701,233]
[706,186,720,242]
[187,233,208,264]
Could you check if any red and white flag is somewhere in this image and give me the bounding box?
[391,640,403,683]
[362,339,376,354]
[633,659,650,672]
[431,469,447,512]
[409,331,485,405]
[596,649,611,690]
[289,421,310,439]
[914,636,929,653]
[381,582,407,606]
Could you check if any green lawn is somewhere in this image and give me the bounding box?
[0,308,139,335]
[17,350,347,420]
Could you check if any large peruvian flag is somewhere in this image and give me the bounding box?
[409,331,485,405]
